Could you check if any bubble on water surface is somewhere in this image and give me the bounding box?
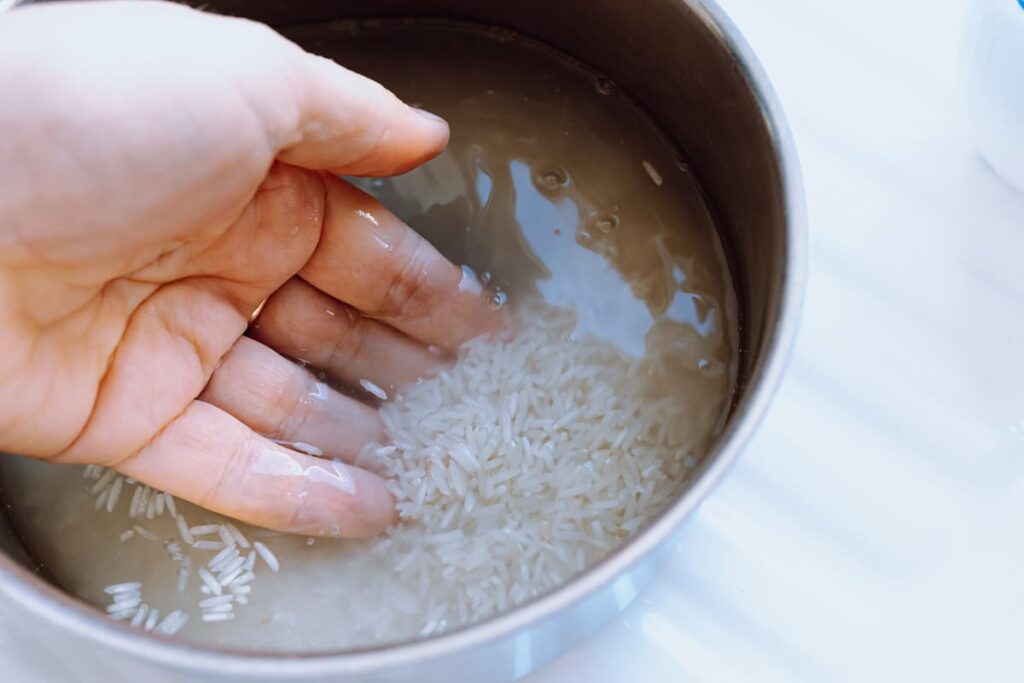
[588,211,620,234]
[533,165,570,193]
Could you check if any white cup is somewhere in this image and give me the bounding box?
[962,0,1024,193]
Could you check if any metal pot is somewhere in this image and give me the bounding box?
[0,0,805,680]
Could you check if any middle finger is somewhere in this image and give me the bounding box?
[249,277,446,395]
[299,175,505,351]
[200,336,384,462]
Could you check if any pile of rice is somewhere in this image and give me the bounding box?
[87,304,710,642]
[352,305,703,638]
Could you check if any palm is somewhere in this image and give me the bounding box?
[0,1,497,537]
[1,161,320,461]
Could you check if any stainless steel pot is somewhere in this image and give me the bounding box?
[0,0,805,680]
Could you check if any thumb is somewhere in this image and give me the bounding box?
[266,46,450,176]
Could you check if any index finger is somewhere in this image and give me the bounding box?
[116,401,396,538]
[299,176,506,350]
[260,33,450,176]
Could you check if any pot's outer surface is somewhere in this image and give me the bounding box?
[0,0,805,680]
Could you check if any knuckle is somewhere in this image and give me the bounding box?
[344,87,395,172]
[327,306,367,366]
[375,239,435,321]
[201,430,259,510]
[275,373,317,439]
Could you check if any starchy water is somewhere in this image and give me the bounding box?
[0,20,738,651]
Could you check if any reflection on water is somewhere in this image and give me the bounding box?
[334,20,737,366]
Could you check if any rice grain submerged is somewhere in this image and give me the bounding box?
[351,304,710,639]
[75,304,718,646]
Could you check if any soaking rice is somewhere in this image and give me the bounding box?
[77,303,719,645]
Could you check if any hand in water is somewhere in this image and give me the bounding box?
[0,2,502,537]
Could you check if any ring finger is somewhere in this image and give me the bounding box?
[249,277,447,397]
[199,336,384,462]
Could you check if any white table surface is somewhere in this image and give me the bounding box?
[7,0,1024,680]
[529,0,1024,680]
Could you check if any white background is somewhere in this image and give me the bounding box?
[5,0,1024,680]
[530,0,1024,680]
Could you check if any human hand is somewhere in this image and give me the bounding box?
[0,1,502,537]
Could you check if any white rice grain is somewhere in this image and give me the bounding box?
[201,612,235,623]
[175,514,194,545]
[202,603,235,614]
[108,608,138,621]
[359,378,389,401]
[229,571,255,588]
[156,610,189,636]
[198,567,221,595]
[217,525,235,548]
[224,523,250,549]
[207,545,237,572]
[176,561,190,593]
[199,594,234,608]
[163,493,178,519]
[128,485,145,519]
[130,603,149,627]
[89,469,117,496]
[642,159,663,186]
[94,485,111,511]
[192,540,225,551]
[215,555,246,579]
[138,486,151,518]
[253,542,279,573]
[217,566,245,587]
[271,439,325,457]
[108,595,141,610]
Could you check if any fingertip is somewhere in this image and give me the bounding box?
[119,403,397,539]
[289,459,398,538]
[337,103,450,177]
[274,51,449,176]
[408,106,451,157]
[302,179,513,350]
[410,106,448,127]
[408,106,450,146]
[244,445,398,539]
[336,465,400,535]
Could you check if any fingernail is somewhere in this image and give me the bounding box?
[412,107,448,126]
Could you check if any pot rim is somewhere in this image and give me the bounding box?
[0,0,806,676]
